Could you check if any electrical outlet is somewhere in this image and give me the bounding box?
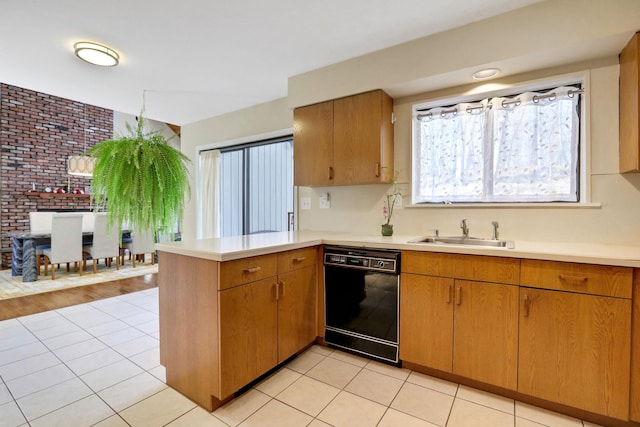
[319,193,330,209]
[301,197,311,210]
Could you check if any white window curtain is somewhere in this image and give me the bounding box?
[414,100,488,202]
[198,150,221,239]
[414,86,579,203]
[490,87,579,201]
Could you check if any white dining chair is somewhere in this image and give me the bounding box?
[30,211,55,275]
[41,214,84,279]
[121,229,155,267]
[82,213,120,273]
[29,211,54,233]
[81,212,96,232]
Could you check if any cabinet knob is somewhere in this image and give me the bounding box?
[244,266,261,273]
[293,257,306,263]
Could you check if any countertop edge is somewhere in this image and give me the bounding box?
[155,232,640,268]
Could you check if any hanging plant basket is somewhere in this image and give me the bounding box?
[86,117,191,235]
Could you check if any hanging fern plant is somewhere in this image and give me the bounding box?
[86,117,191,235]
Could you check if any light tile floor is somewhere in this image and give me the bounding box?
[0,288,604,427]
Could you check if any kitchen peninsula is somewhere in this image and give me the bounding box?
[156,231,640,424]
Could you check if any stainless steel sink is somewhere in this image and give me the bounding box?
[408,235,510,247]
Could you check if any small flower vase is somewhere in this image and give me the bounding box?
[381,224,393,236]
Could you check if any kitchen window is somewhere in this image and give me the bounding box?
[412,83,583,204]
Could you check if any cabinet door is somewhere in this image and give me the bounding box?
[400,273,454,372]
[453,280,518,390]
[619,31,640,173]
[518,288,631,419]
[218,278,278,397]
[631,271,640,422]
[293,101,334,186]
[277,265,317,363]
[333,90,393,184]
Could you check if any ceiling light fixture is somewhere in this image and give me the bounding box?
[74,41,119,67]
[472,68,500,80]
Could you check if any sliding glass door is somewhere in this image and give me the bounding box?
[218,137,294,236]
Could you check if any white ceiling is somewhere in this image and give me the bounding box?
[0,0,546,126]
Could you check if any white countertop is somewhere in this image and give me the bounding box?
[155,231,640,268]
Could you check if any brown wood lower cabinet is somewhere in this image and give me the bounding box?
[453,279,518,390]
[631,270,640,422]
[401,252,636,422]
[400,274,453,372]
[219,277,278,397]
[400,273,518,390]
[518,287,632,420]
[277,265,317,363]
[159,247,317,411]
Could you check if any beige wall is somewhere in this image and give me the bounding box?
[288,0,640,109]
[113,112,180,150]
[180,0,640,245]
[297,60,640,245]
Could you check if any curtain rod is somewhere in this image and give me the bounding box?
[416,88,584,120]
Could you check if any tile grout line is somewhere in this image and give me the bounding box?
[0,373,31,427]
[2,291,167,427]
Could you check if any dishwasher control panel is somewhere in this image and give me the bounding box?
[324,246,399,273]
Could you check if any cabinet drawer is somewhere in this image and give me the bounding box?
[401,251,519,284]
[453,255,520,285]
[219,254,278,290]
[277,247,317,273]
[520,259,632,298]
[401,251,456,277]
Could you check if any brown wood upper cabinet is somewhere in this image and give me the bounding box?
[293,89,394,186]
[619,31,640,172]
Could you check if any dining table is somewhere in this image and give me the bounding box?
[8,230,130,282]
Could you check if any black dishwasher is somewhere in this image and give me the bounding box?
[323,245,400,364]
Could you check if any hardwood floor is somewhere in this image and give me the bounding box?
[0,273,158,321]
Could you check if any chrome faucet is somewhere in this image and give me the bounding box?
[491,221,499,240]
[460,218,469,237]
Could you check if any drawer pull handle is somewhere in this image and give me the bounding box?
[328,166,334,180]
[558,274,588,282]
[244,266,261,273]
[455,286,461,305]
[293,257,306,263]
[524,294,530,317]
[447,284,452,304]
[274,282,280,301]
[375,163,380,177]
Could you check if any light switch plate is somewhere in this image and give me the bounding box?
[301,197,311,210]
[319,193,330,209]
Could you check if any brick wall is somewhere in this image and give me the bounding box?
[0,84,113,267]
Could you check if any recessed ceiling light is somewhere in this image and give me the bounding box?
[472,68,500,80]
[74,41,119,67]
